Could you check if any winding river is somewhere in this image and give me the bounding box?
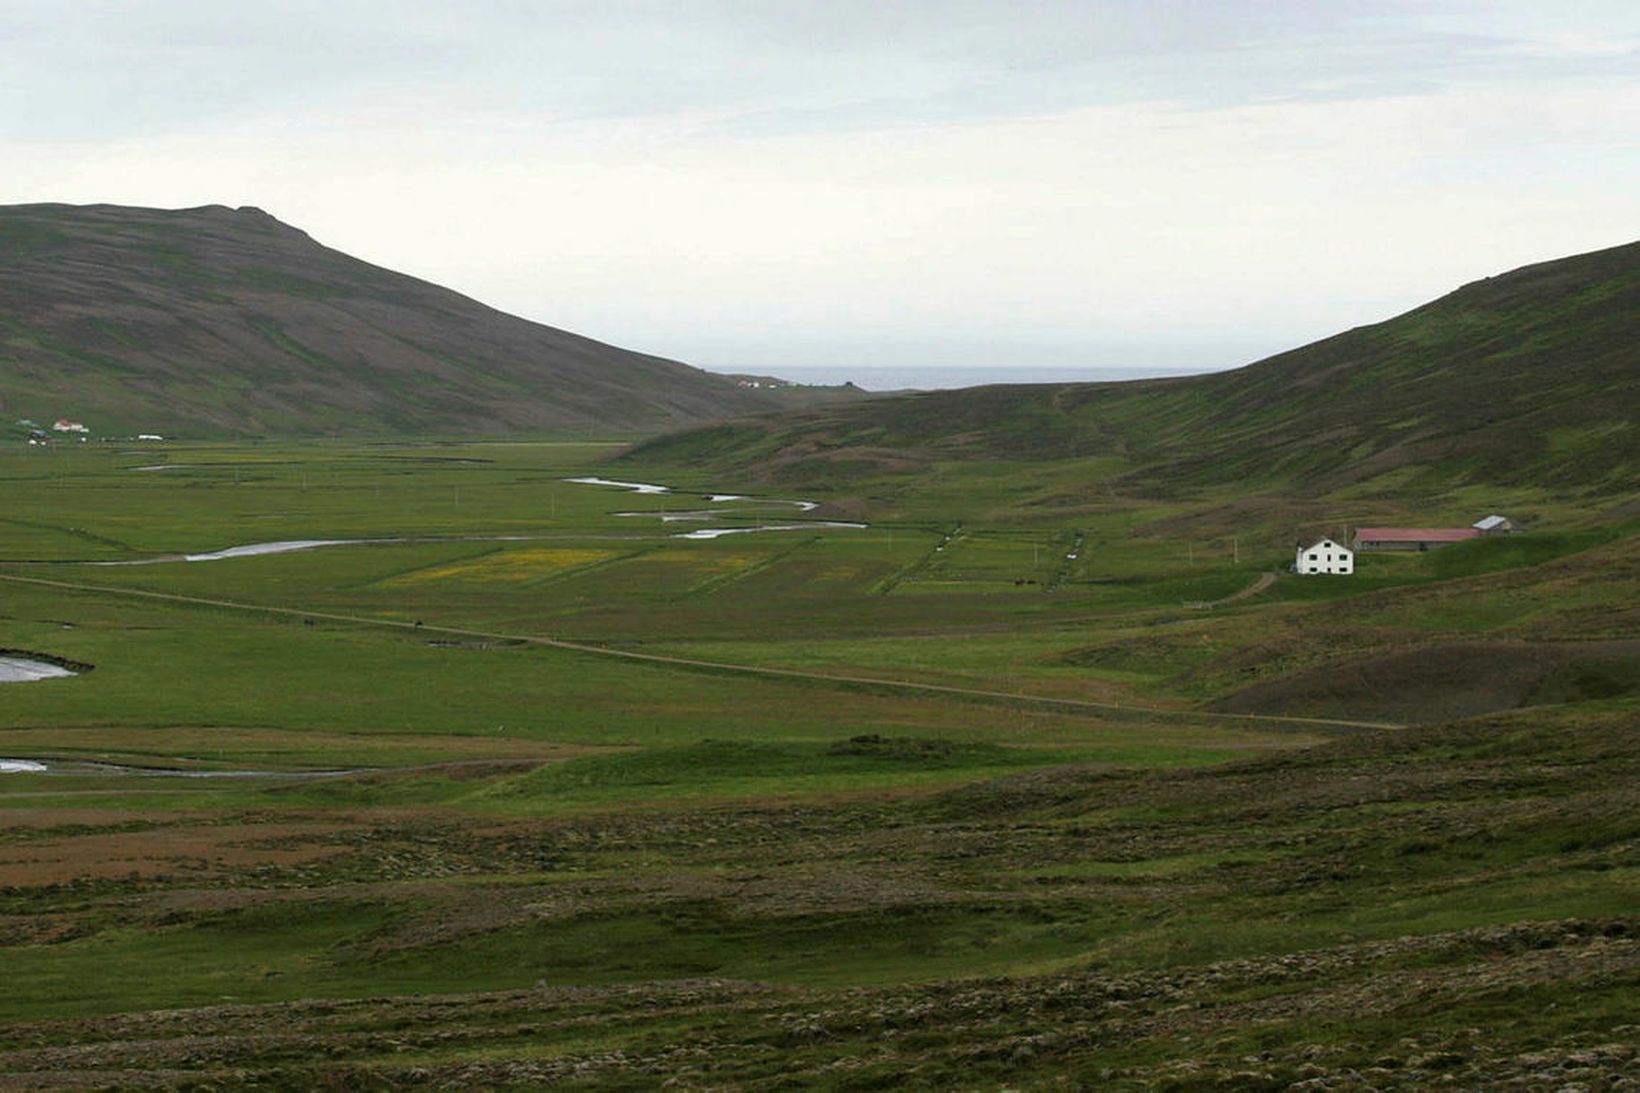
[24,477,865,569]
[564,477,863,538]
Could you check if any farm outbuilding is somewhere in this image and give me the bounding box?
[1474,514,1525,535]
[1295,537,1353,575]
[1353,527,1481,552]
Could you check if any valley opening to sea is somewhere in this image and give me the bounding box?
[716,363,1222,391]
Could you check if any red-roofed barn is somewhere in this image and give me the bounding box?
[1353,527,1482,552]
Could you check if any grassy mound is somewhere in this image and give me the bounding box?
[1211,640,1640,723]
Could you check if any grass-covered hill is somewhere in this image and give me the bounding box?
[629,240,1640,496]
[0,203,849,436]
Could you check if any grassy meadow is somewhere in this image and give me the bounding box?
[0,438,1635,1087]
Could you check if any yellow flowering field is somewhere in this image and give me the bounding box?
[388,547,619,585]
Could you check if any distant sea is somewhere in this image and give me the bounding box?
[716,364,1220,392]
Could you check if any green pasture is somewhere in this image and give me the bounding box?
[0,436,1635,1062]
[0,440,638,554]
[4,439,1634,740]
[7,579,1284,766]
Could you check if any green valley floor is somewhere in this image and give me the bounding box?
[0,439,1634,1088]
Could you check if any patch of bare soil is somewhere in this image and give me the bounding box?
[0,821,356,887]
[0,809,188,830]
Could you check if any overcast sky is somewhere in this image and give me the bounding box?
[4,1,1638,372]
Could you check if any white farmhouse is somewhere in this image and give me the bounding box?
[1295,537,1353,575]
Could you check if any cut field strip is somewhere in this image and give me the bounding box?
[675,536,817,601]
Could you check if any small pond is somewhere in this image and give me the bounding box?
[0,657,77,683]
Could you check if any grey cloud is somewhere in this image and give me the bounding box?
[5,1,1637,144]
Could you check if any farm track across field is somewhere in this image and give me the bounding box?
[1205,569,1277,606]
[0,571,1404,733]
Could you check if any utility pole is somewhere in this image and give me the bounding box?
[1233,536,1239,564]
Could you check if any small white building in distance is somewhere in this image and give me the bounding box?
[1473,514,1525,535]
[1295,537,1354,575]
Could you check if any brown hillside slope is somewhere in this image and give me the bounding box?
[0,203,813,436]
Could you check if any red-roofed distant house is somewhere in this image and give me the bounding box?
[1353,527,1481,552]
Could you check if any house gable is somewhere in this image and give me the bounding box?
[1295,537,1354,575]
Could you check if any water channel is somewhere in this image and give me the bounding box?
[565,477,864,538]
[0,757,361,778]
[63,478,862,567]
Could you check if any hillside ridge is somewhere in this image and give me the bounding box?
[626,239,1640,496]
[0,203,840,436]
